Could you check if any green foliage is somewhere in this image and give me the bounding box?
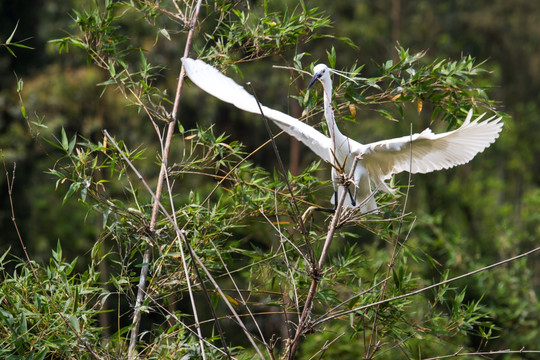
[0,245,107,359]
[200,0,333,65]
[300,46,499,129]
[2,0,539,359]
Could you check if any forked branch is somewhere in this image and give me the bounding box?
[287,156,362,359]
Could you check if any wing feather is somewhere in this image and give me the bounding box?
[182,58,333,163]
[362,110,503,187]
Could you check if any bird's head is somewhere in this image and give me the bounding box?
[308,64,330,90]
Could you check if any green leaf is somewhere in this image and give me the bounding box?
[97,79,117,86]
[211,292,219,309]
[68,315,80,332]
[61,127,69,151]
[139,48,147,70]
[68,134,77,154]
[5,46,16,58]
[377,109,397,121]
[69,38,88,50]
[9,43,33,50]
[80,185,87,203]
[34,349,48,360]
[327,47,337,68]
[6,20,20,45]
[55,240,62,261]
[63,182,81,204]
[0,248,9,266]
[16,77,23,93]
[159,28,170,41]
[19,312,27,334]
[67,257,78,276]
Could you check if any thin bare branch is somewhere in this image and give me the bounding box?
[308,333,345,360]
[164,171,214,356]
[259,208,310,264]
[248,82,316,265]
[128,0,204,358]
[366,124,415,359]
[183,236,266,359]
[104,131,266,359]
[312,244,540,327]
[210,239,272,358]
[317,276,391,322]
[144,292,237,358]
[272,191,300,314]
[183,236,232,359]
[422,348,540,360]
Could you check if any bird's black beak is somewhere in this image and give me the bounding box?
[308,73,321,90]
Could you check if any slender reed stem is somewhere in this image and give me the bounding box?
[106,131,265,359]
[127,1,204,358]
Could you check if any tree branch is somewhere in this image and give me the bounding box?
[127,1,204,358]
[287,156,361,359]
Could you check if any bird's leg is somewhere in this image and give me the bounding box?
[318,176,354,212]
[340,169,356,206]
[348,187,357,207]
[349,158,367,209]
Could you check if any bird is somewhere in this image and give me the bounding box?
[181,58,503,212]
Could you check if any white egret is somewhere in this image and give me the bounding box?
[181,58,503,211]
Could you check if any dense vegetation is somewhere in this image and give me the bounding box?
[1,0,539,358]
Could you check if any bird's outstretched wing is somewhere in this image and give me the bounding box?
[182,58,333,163]
[362,110,503,188]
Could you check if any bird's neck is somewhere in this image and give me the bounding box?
[321,77,345,142]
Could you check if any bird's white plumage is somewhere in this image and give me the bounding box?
[362,111,503,186]
[181,58,504,211]
[182,58,333,163]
